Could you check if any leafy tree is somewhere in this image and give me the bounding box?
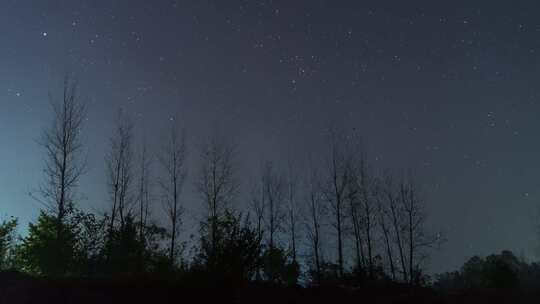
[105,214,144,274]
[72,211,108,276]
[261,246,300,285]
[18,211,78,276]
[0,217,19,270]
[194,210,262,283]
[436,250,522,291]
[461,255,485,288]
[483,251,520,289]
[104,214,168,275]
[18,209,110,277]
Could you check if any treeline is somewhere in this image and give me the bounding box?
[0,78,442,287]
[435,250,540,292]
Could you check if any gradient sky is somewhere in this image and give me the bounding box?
[1,1,540,274]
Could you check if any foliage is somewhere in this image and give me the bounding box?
[104,214,168,275]
[17,206,171,278]
[435,250,523,291]
[194,210,262,283]
[71,211,108,276]
[0,217,18,270]
[261,246,300,285]
[17,211,78,276]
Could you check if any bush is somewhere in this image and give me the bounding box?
[102,214,168,275]
[17,211,78,276]
[261,246,300,285]
[435,250,523,291]
[193,210,262,284]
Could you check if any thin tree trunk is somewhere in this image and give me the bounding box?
[381,214,395,280]
[350,200,366,270]
[169,167,178,264]
[336,196,343,277]
[390,197,407,282]
[310,190,322,284]
[290,209,297,261]
[408,187,414,284]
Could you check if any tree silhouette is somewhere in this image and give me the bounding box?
[0,218,18,270]
[159,125,187,266]
[105,110,134,258]
[320,129,355,277]
[136,141,151,253]
[37,75,86,276]
[381,173,409,282]
[261,246,300,285]
[285,161,300,263]
[398,171,441,285]
[261,161,284,249]
[374,175,397,281]
[195,134,238,254]
[249,169,266,247]
[18,211,77,276]
[5,92,450,298]
[304,165,324,284]
[194,210,262,283]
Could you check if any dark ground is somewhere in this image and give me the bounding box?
[0,271,538,304]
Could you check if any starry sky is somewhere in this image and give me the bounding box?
[1,1,540,274]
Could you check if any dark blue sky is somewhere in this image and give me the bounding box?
[1,1,540,274]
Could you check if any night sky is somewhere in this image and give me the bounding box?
[1,1,540,274]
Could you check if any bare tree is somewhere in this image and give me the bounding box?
[285,161,300,262]
[374,175,396,280]
[106,110,134,240]
[159,126,187,265]
[195,134,238,252]
[351,153,376,278]
[305,166,324,284]
[249,171,266,242]
[137,141,151,243]
[248,171,266,281]
[320,129,354,277]
[398,171,441,284]
[261,161,285,249]
[347,181,366,273]
[383,173,408,282]
[39,75,86,273]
